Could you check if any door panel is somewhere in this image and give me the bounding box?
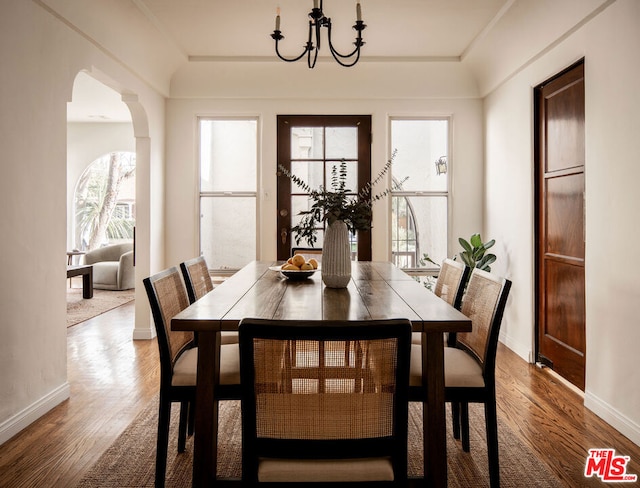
[536,61,586,390]
[276,115,372,261]
[545,173,585,259]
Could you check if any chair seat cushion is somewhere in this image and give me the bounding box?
[409,344,485,388]
[443,346,485,388]
[219,343,241,385]
[258,457,394,482]
[221,331,239,345]
[172,347,198,386]
[171,343,240,386]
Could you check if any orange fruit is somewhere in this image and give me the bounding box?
[291,254,306,267]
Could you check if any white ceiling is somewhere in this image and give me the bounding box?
[137,0,510,59]
[67,0,511,122]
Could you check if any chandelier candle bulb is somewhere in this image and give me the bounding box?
[314,0,319,9]
[275,7,280,31]
[357,2,362,21]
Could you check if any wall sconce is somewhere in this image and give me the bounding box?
[435,156,447,175]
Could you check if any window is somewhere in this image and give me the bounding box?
[74,151,136,250]
[199,118,258,272]
[390,118,449,272]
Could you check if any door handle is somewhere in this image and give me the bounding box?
[281,227,288,245]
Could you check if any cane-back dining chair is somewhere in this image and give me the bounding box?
[144,266,241,488]
[239,318,412,486]
[410,268,511,488]
[180,255,238,345]
[412,258,470,346]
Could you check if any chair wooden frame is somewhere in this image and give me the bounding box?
[181,255,239,345]
[410,268,511,488]
[143,267,197,488]
[409,268,511,488]
[412,258,469,346]
[239,318,412,486]
[180,255,214,304]
[436,258,470,346]
[145,265,242,488]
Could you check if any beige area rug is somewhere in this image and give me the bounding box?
[66,286,135,327]
[77,400,563,487]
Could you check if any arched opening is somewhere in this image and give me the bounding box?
[67,72,137,324]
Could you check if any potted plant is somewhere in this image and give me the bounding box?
[458,233,496,272]
[418,233,497,290]
[278,150,400,287]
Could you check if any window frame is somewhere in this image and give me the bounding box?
[198,116,260,275]
[388,116,452,275]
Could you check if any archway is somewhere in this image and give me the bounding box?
[67,70,154,339]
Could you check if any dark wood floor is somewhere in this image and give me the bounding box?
[0,299,638,487]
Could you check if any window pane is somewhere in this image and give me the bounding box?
[200,119,257,192]
[200,196,256,270]
[392,195,447,268]
[326,127,357,159]
[291,127,323,159]
[391,119,448,192]
[291,161,323,192]
[326,160,357,193]
[291,195,315,227]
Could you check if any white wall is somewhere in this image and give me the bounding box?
[0,0,166,444]
[483,0,640,444]
[66,122,135,250]
[165,61,485,269]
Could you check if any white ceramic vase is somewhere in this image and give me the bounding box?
[322,220,352,288]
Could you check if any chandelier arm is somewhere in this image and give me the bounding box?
[330,47,361,68]
[274,38,311,63]
[308,45,319,69]
[326,20,364,60]
[272,19,315,63]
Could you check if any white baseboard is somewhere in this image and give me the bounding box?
[499,331,531,363]
[585,391,640,447]
[132,326,156,340]
[0,382,70,446]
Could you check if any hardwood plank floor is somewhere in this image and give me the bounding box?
[0,299,638,487]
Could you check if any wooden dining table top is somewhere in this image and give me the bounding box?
[172,260,471,333]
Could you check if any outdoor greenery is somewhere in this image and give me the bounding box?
[75,152,135,250]
[279,149,402,247]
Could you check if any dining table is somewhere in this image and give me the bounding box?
[171,260,472,487]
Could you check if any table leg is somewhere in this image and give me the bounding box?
[82,267,93,299]
[193,331,219,487]
[423,330,447,487]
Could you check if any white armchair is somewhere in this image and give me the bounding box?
[83,242,134,290]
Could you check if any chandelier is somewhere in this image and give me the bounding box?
[271,1,366,68]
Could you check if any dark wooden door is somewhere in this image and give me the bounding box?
[535,60,586,390]
[276,115,372,261]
